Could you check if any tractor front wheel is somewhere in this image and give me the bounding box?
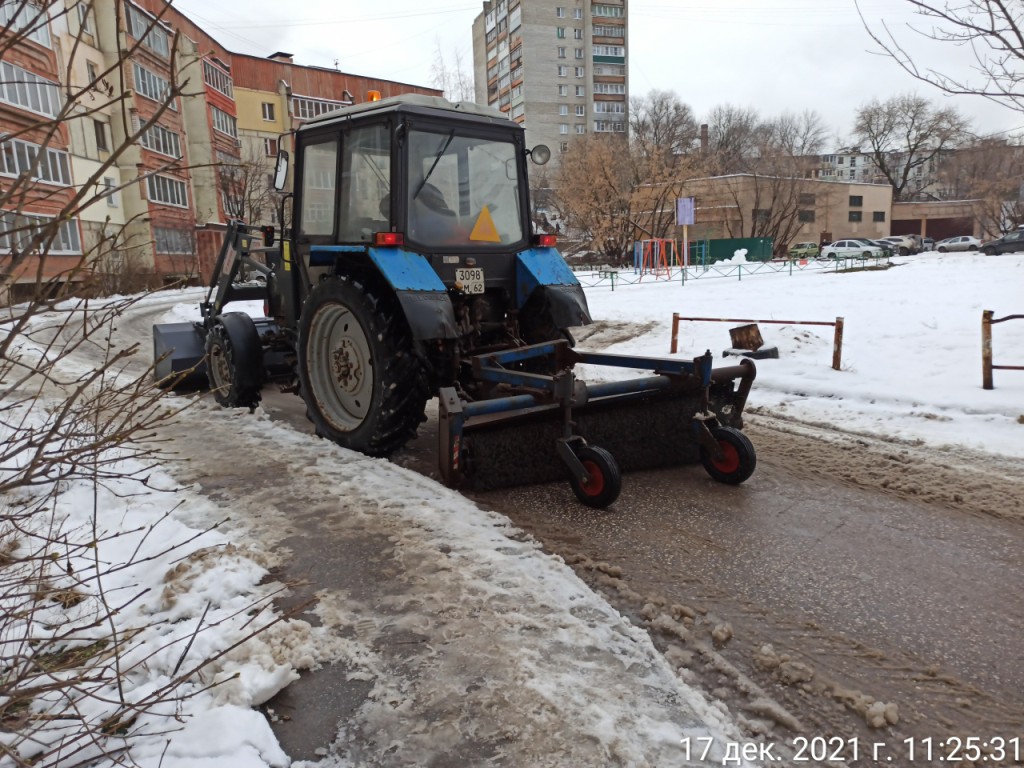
[569,445,622,508]
[298,276,428,457]
[205,313,263,410]
[700,426,756,485]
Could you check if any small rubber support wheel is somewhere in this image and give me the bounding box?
[700,426,756,485]
[569,445,622,508]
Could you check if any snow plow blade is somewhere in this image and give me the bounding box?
[153,322,206,388]
[438,343,756,494]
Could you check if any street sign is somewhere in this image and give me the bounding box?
[676,197,695,226]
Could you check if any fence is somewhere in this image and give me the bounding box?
[671,313,846,371]
[982,310,1024,389]
[575,255,888,290]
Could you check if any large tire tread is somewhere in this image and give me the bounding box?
[299,276,429,457]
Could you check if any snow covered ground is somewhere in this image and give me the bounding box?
[3,250,1021,767]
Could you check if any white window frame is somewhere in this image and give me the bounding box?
[103,177,119,207]
[291,95,351,120]
[153,226,193,254]
[139,120,181,158]
[558,85,568,96]
[559,124,569,135]
[0,135,72,186]
[125,2,170,58]
[202,59,233,98]
[0,2,52,48]
[555,6,565,17]
[557,66,568,77]
[261,101,276,121]
[132,62,176,110]
[210,105,238,138]
[0,62,61,117]
[146,173,189,208]
[264,137,278,156]
[0,210,82,254]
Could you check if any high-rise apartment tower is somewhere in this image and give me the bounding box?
[471,0,628,161]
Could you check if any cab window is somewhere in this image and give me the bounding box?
[300,140,338,237]
[338,124,391,243]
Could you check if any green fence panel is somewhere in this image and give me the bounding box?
[705,238,774,263]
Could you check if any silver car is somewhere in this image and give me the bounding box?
[935,235,981,252]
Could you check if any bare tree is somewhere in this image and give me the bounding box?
[857,0,1024,114]
[1,3,284,763]
[852,94,970,200]
[630,89,699,160]
[219,142,279,225]
[553,134,694,264]
[430,39,475,103]
[938,135,1024,234]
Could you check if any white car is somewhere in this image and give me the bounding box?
[821,239,884,259]
[935,235,981,252]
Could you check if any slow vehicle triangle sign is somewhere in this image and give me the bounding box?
[469,206,501,242]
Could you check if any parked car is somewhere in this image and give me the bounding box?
[922,237,935,251]
[821,239,884,259]
[935,235,981,252]
[980,229,1024,255]
[788,241,820,258]
[880,235,919,256]
[861,238,894,258]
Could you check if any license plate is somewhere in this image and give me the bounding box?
[455,268,485,294]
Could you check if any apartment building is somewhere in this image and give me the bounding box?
[471,0,628,162]
[1,0,440,303]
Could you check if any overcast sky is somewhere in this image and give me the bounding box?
[172,0,1024,145]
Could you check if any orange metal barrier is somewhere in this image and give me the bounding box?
[671,313,845,371]
[982,310,1024,389]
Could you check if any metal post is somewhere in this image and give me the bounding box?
[671,313,680,354]
[611,271,616,291]
[982,310,994,390]
[832,317,845,371]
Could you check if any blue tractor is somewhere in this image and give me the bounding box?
[154,95,756,507]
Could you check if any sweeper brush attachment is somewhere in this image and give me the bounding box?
[439,342,757,506]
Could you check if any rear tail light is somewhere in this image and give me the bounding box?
[533,234,557,247]
[374,232,405,247]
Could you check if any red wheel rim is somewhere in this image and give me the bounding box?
[580,459,605,496]
[711,441,740,474]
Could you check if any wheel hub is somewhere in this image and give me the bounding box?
[331,338,364,393]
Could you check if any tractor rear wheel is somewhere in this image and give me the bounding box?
[700,426,756,485]
[298,276,428,457]
[205,313,263,410]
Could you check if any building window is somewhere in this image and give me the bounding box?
[210,105,238,138]
[873,211,886,222]
[86,61,99,84]
[146,174,189,208]
[558,85,568,96]
[558,65,568,77]
[752,208,771,223]
[575,66,585,77]
[575,48,584,59]
[94,120,109,152]
[260,102,276,122]
[0,211,81,254]
[573,8,583,19]
[575,85,584,97]
[77,3,92,32]
[798,210,815,222]
[139,120,181,157]
[0,2,52,47]
[850,157,857,167]
[593,24,624,37]
[103,177,119,207]
[849,195,863,207]
[575,104,585,116]
[556,26,565,38]
[574,28,583,39]
[593,3,624,16]
[202,59,233,98]
[0,62,61,117]
[556,6,565,17]
[292,95,351,120]
[264,138,278,156]
[576,124,585,134]
[132,62,176,109]
[153,226,193,254]
[557,46,566,58]
[559,124,569,134]
[593,45,625,56]
[798,192,816,206]
[125,2,171,58]
[560,141,569,153]
[0,137,72,186]
[594,82,625,95]
[559,105,568,116]
[849,211,863,223]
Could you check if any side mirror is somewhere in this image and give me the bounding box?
[273,150,289,191]
[528,144,551,166]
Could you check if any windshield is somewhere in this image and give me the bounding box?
[407,129,524,248]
